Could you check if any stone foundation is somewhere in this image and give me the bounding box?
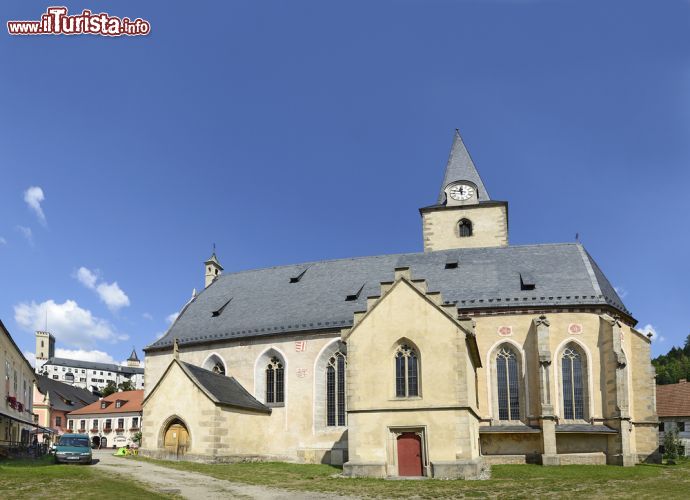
[558,452,606,465]
[343,461,387,478]
[431,459,483,479]
[481,454,540,465]
[140,448,292,464]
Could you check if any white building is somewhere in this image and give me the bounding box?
[38,352,144,393]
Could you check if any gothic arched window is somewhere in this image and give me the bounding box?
[202,354,227,377]
[326,352,346,426]
[495,345,520,420]
[561,344,586,420]
[266,356,284,404]
[395,344,419,397]
[458,219,473,237]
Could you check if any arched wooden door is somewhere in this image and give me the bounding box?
[397,432,423,476]
[164,422,190,457]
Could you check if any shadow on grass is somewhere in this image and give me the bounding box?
[0,455,56,467]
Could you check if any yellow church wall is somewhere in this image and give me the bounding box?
[421,204,508,251]
[144,331,348,463]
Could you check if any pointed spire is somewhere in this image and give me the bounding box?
[127,347,139,362]
[437,129,491,204]
[205,243,224,270]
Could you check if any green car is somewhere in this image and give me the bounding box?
[54,434,92,464]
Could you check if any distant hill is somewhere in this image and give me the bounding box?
[653,334,690,385]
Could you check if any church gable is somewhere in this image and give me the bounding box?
[343,267,480,411]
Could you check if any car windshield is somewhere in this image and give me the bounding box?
[58,437,89,447]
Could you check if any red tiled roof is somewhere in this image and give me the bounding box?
[657,380,690,417]
[68,390,143,415]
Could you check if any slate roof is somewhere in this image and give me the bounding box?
[69,390,143,415]
[127,348,140,362]
[180,362,270,413]
[35,375,98,412]
[146,243,630,352]
[43,357,144,375]
[437,130,491,204]
[656,380,690,417]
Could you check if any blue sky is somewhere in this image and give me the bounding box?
[1,0,688,365]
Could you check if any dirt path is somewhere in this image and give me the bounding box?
[93,451,357,499]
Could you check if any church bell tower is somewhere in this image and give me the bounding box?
[420,130,508,251]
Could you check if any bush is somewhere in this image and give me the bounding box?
[663,427,681,461]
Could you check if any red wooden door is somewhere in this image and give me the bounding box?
[397,432,422,476]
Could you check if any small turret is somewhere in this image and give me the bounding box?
[204,247,224,288]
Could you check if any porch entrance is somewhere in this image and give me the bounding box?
[164,420,190,457]
[91,436,100,448]
[397,432,423,476]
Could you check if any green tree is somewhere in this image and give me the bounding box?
[118,380,134,392]
[101,381,118,397]
[652,334,690,385]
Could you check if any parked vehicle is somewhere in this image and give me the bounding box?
[53,434,92,464]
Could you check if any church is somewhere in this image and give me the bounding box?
[141,131,659,478]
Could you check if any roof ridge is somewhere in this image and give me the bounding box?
[211,243,584,279]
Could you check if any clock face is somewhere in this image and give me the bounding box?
[448,184,475,201]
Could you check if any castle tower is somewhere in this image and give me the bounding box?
[127,347,141,368]
[204,248,224,288]
[420,130,509,251]
[35,330,55,373]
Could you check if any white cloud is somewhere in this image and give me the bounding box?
[16,225,33,245]
[142,312,153,320]
[74,266,130,312]
[166,312,180,324]
[96,282,130,312]
[637,323,664,342]
[24,186,46,224]
[0,237,6,245]
[24,351,36,367]
[76,266,98,289]
[55,348,118,365]
[14,299,128,349]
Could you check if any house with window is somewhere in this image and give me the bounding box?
[67,390,142,449]
[1,320,38,449]
[141,131,659,478]
[657,379,690,456]
[33,375,98,443]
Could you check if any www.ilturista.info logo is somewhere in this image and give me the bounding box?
[7,6,150,36]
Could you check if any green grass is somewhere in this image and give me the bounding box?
[132,456,690,499]
[0,455,170,499]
